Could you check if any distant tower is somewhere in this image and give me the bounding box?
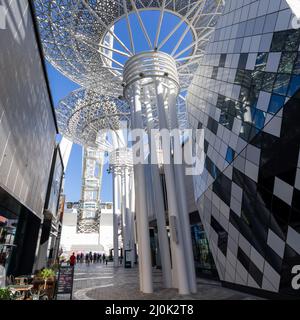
[77,147,104,233]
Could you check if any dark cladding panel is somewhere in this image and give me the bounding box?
[187,0,300,298]
[0,0,57,218]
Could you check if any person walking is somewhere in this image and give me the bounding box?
[85,253,90,265]
[70,252,76,267]
[102,253,106,264]
[99,254,102,263]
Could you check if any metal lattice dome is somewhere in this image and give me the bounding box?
[56,88,131,149]
[34,0,224,96]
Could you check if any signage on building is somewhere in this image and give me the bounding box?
[169,216,179,244]
[0,265,5,288]
[124,250,132,268]
[45,148,64,217]
[55,265,74,299]
[58,195,66,222]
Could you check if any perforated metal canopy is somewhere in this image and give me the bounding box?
[34,0,224,96]
[56,88,131,149]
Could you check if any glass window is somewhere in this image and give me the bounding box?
[293,53,300,75]
[204,139,209,153]
[238,53,248,69]
[235,101,245,120]
[271,31,288,52]
[219,54,226,67]
[212,67,218,79]
[239,86,251,104]
[205,157,220,179]
[235,69,245,85]
[278,52,297,74]
[253,109,266,129]
[0,212,18,271]
[271,196,291,236]
[213,174,232,207]
[226,147,235,163]
[262,73,276,92]
[191,223,218,277]
[216,94,225,110]
[207,117,218,135]
[251,70,264,90]
[288,75,300,97]
[273,73,291,96]
[220,111,230,128]
[255,52,268,71]
[268,94,286,114]
[285,29,300,51]
[240,121,254,142]
[243,70,254,87]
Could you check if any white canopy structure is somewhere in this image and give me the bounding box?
[34,0,225,294]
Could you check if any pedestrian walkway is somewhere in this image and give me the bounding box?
[60,263,263,300]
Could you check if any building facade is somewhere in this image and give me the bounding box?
[187,0,300,298]
[0,0,58,276]
[35,145,64,270]
[60,202,113,256]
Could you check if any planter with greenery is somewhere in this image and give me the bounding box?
[0,288,15,300]
[40,268,56,290]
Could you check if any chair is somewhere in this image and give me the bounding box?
[6,275,15,285]
[29,286,49,300]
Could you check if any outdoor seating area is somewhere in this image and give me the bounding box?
[0,268,58,300]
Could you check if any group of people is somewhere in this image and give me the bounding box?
[69,252,108,266]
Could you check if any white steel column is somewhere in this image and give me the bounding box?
[129,172,136,267]
[112,132,121,267]
[168,90,197,294]
[124,167,132,259]
[112,171,119,267]
[120,170,126,259]
[131,85,153,293]
[130,94,143,288]
[145,97,172,288]
[134,177,144,290]
[155,81,190,295]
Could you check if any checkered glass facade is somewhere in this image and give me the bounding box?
[187,0,300,297]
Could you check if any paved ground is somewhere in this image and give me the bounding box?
[57,262,262,300]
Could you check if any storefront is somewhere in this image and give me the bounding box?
[0,186,42,277]
[0,205,19,272]
[190,211,219,280]
[36,146,64,270]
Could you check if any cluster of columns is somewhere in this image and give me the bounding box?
[110,51,197,295]
[122,81,197,295]
[111,134,136,269]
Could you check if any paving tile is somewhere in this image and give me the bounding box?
[56,262,263,300]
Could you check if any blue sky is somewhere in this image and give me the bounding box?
[44,10,193,203]
[46,63,113,203]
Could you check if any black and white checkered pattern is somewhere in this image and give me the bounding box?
[187,0,300,297]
